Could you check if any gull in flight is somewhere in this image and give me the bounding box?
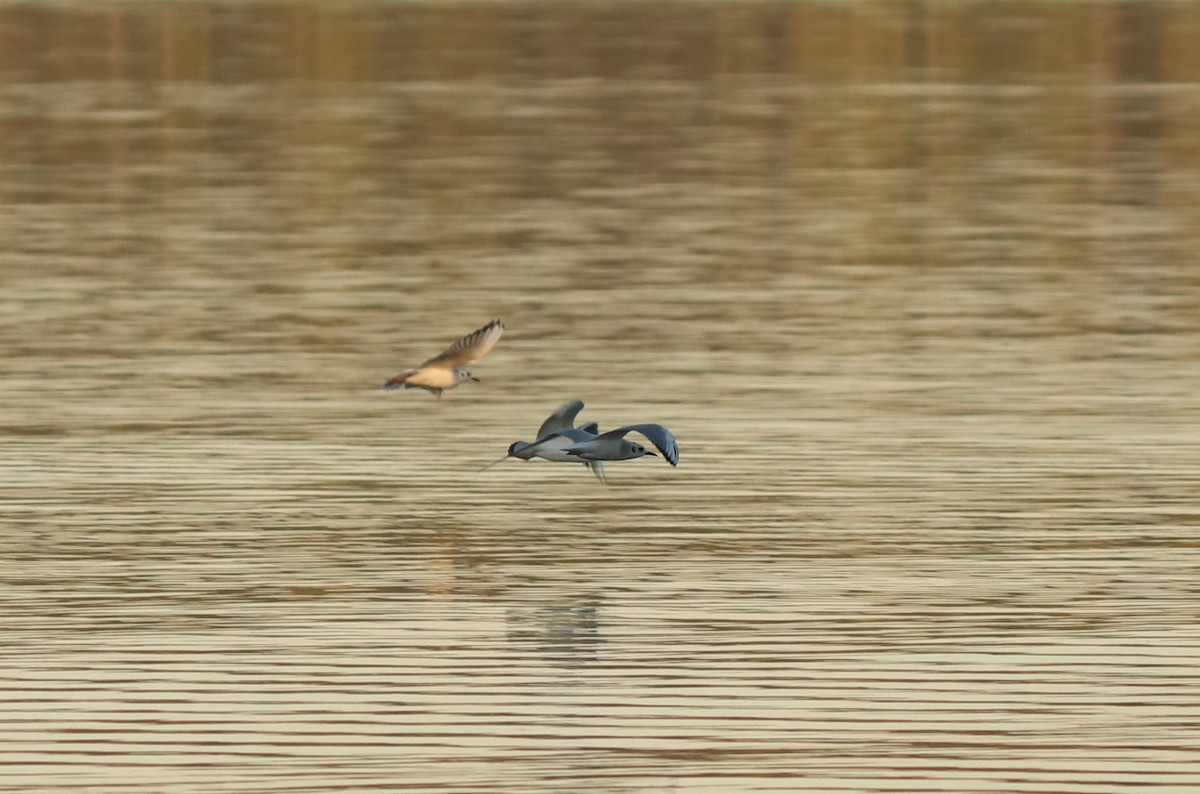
[481,399,607,482]
[483,401,680,481]
[563,424,679,467]
[382,319,503,399]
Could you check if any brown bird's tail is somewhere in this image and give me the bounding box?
[382,368,419,391]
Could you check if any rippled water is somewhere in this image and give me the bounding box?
[3,2,1200,792]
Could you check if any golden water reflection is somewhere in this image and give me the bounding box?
[2,2,1200,793]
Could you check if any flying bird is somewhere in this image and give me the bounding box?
[481,399,606,482]
[382,319,503,399]
[563,424,679,467]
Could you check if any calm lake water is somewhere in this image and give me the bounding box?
[3,2,1200,792]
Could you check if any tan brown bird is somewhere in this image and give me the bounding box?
[382,319,504,399]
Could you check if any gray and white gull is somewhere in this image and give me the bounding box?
[481,399,607,481]
[563,423,679,467]
[484,400,679,481]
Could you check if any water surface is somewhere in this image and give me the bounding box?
[2,2,1200,793]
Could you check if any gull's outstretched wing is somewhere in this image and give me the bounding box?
[421,319,504,368]
[603,423,680,466]
[535,399,586,441]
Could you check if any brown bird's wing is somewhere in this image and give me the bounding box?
[420,319,504,368]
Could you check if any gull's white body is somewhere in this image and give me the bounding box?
[513,427,595,462]
[382,319,503,399]
[483,400,606,482]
